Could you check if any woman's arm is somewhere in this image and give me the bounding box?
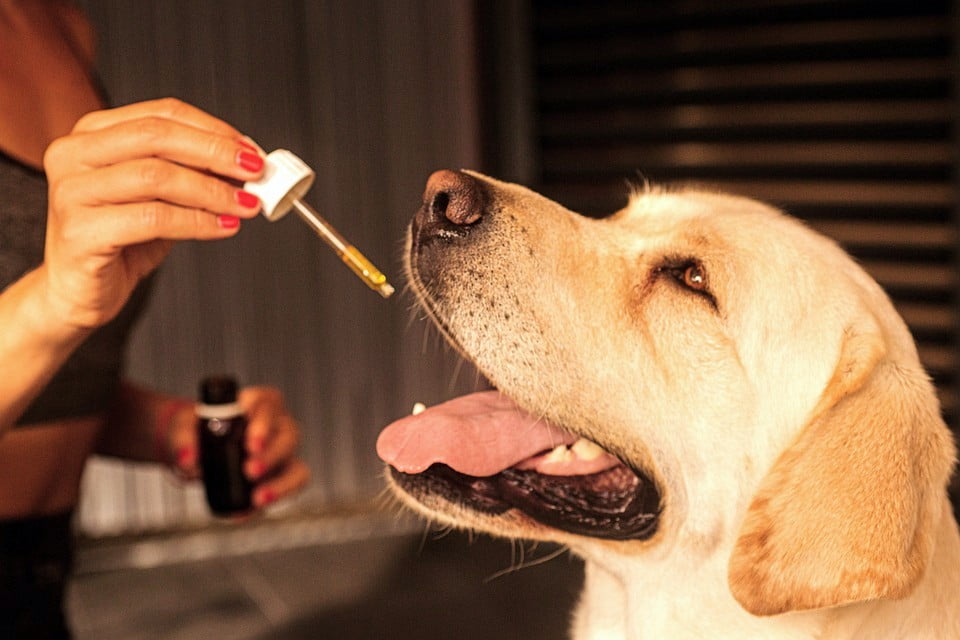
[97,381,193,465]
[0,266,92,429]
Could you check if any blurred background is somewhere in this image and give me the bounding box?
[67,0,959,638]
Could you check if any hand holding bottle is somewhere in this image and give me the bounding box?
[163,383,309,510]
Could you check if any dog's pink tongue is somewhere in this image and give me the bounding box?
[376,390,578,477]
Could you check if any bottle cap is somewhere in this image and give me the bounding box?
[200,375,239,405]
[243,149,316,221]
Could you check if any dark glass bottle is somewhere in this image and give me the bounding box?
[197,375,252,515]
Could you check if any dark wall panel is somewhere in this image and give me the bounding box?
[520,0,958,506]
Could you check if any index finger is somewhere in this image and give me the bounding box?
[73,97,242,139]
[57,117,263,180]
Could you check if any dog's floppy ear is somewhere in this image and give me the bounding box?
[728,320,956,616]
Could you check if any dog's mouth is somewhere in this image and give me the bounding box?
[377,390,661,541]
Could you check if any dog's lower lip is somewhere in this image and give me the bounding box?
[390,462,661,541]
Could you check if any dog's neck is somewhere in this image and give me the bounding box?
[569,502,960,640]
[570,551,824,640]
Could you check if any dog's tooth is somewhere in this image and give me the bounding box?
[411,402,427,416]
[545,445,572,463]
[571,438,605,461]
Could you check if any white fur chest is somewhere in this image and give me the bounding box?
[571,556,824,640]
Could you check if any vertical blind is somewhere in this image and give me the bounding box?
[523,0,957,499]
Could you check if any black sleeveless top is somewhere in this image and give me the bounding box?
[0,149,152,426]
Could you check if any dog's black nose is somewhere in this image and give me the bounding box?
[421,170,484,226]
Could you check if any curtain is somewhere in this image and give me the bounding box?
[75,0,482,535]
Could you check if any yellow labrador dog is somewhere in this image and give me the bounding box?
[377,170,960,639]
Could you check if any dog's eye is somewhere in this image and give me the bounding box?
[681,264,707,291]
[656,259,717,309]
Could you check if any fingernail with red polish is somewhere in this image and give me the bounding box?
[257,489,277,506]
[218,215,240,229]
[235,190,260,209]
[176,447,194,467]
[237,150,263,172]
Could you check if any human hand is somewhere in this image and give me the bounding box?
[40,98,266,330]
[166,386,310,509]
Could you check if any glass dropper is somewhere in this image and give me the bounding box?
[290,198,394,298]
[244,149,394,298]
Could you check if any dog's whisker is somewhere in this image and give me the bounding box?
[420,322,432,356]
[403,306,421,332]
[417,523,432,554]
[431,525,455,541]
[373,485,395,511]
[484,544,570,583]
[447,355,465,394]
[472,367,485,392]
[509,538,520,570]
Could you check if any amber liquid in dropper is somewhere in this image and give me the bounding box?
[291,198,394,298]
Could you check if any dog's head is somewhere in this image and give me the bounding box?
[378,170,956,616]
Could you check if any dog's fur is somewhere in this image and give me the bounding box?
[387,172,960,639]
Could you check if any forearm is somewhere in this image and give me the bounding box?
[0,265,92,432]
[97,381,193,463]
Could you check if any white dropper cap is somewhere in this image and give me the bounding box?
[243,149,316,221]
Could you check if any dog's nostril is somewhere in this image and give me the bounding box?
[431,191,451,219]
[421,169,485,228]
